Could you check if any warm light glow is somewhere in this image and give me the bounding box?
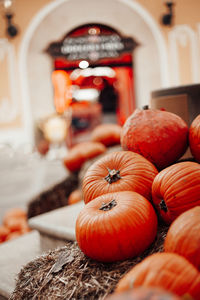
[93,77,103,86]
[73,88,99,102]
[88,28,100,35]
[70,67,116,80]
[79,60,89,69]
[4,0,12,9]
[43,115,68,143]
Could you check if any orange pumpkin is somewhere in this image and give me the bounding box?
[189,114,200,162]
[152,161,200,224]
[6,231,22,241]
[106,287,181,300]
[37,139,50,156]
[91,123,122,146]
[164,206,200,270]
[115,253,200,299]
[5,218,27,233]
[20,224,31,234]
[3,208,27,226]
[82,151,158,204]
[76,191,157,262]
[63,147,85,172]
[63,141,106,172]
[121,108,188,170]
[0,225,10,243]
[68,189,83,205]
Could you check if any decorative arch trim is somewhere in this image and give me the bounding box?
[18,0,169,144]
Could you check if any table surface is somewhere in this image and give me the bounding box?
[28,201,84,241]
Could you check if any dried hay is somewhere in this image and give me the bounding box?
[27,174,79,219]
[10,224,168,300]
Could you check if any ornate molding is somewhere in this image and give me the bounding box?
[0,39,19,124]
[169,25,200,85]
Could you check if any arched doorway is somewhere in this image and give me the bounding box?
[46,23,138,144]
[18,0,169,145]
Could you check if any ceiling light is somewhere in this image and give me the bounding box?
[79,60,89,69]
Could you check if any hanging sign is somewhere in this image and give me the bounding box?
[46,34,136,61]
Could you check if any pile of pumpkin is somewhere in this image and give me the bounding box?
[64,108,200,300]
[0,208,31,243]
[64,123,122,205]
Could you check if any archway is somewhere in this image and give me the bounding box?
[18,0,169,144]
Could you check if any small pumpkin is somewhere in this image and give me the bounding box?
[121,108,188,169]
[3,208,27,225]
[105,287,181,300]
[115,253,200,299]
[68,189,83,205]
[63,141,106,172]
[63,146,85,172]
[76,191,157,262]
[82,150,158,204]
[164,206,200,270]
[189,114,200,162]
[91,123,122,146]
[5,218,27,233]
[0,225,10,243]
[6,231,23,241]
[37,139,49,156]
[152,161,200,224]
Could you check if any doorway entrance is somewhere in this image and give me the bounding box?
[46,23,138,144]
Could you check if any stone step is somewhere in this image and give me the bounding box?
[0,230,41,299]
[28,201,84,252]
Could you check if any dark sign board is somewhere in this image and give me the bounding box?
[46,34,137,61]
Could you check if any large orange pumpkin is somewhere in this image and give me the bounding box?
[105,287,181,300]
[115,253,200,299]
[121,108,188,169]
[189,114,200,162]
[164,206,200,270]
[76,191,157,262]
[82,151,158,204]
[152,161,200,224]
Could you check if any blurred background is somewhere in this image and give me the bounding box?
[0,0,200,149]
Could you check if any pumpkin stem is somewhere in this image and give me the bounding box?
[104,168,121,184]
[159,199,168,212]
[99,199,117,211]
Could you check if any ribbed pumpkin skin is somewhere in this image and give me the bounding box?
[121,109,188,170]
[189,114,200,162]
[76,191,158,262]
[164,206,200,270]
[82,151,158,204]
[152,161,200,224]
[106,287,181,300]
[115,253,200,299]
